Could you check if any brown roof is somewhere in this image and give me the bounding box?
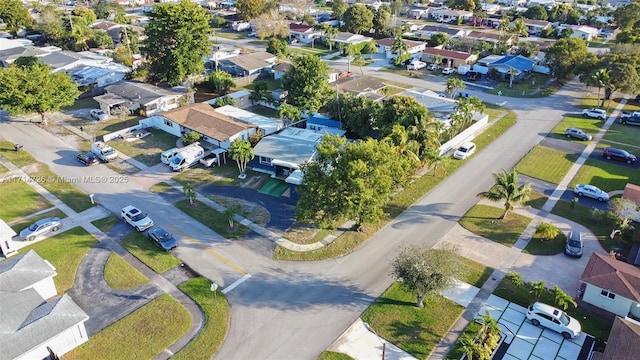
[591,317,640,360]
[581,253,640,301]
[290,23,313,32]
[273,62,292,72]
[623,183,640,204]
[161,103,256,142]
[423,47,473,60]
[376,38,425,48]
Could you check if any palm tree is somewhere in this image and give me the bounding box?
[510,17,528,38]
[183,183,196,206]
[592,68,611,107]
[229,139,254,179]
[508,66,518,88]
[530,281,546,301]
[425,149,447,176]
[384,124,421,163]
[446,78,465,99]
[535,222,560,242]
[432,54,442,69]
[364,40,378,60]
[454,96,485,129]
[505,272,524,288]
[553,285,577,310]
[322,24,338,51]
[477,168,531,220]
[391,33,408,60]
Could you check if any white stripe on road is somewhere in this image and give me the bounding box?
[222,273,252,294]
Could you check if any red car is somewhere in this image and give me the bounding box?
[602,148,637,164]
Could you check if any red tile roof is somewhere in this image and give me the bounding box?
[623,183,640,204]
[581,253,640,301]
[422,47,473,60]
[289,23,313,33]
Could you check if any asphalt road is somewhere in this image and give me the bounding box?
[0,73,593,359]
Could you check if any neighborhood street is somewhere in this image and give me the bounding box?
[0,66,594,359]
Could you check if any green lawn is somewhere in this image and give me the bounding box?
[317,352,355,360]
[361,282,464,359]
[493,278,613,340]
[91,215,120,233]
[0,140,93,212]
[65,116,142,138]
[517,146,579,184]
[103,252,149,290]
[62,98,99,111]
[459,205,533,247]
[550,115,604,139]
[175,199,250,239]
[0,180,53,223]
[12,227,97,293]
[9,208,67,234]
[523,231,567,255]
[150,181,173,193]
[459,257,493,288]
[172,163,268,188]
[570,157,640,192]
[64,294,191,360]
[108,129,179,167]
[121,232,181,274]
[485,74,559,98]
[602,122,640,146]
[525,191,549,209]
[172,278,231,360]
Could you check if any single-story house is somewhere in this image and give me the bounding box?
[375,37,426,59]
[305,116,342,133]
[273,62,292,80]
[207,89,252,109]
[0,37,33,52]
[466,30,513,46]
[333,32,374,48]
[250,127,344,184]
[421,47,477,68]
[430,9,473,23]
[570,25,600,42]
[486,55,535,81]
[413,25,466,40]
[480,3,501,14]
[207,44,241,67]
[591,316,640,360]
[0,250,90,360]
[335,76,386,96]
[0,45,52,67]
[408,7,430,19]
[147,102,257,149]
[579,252,640,320]
[0,219,17,256]
[401,89,459,127]
[289,23,322,44]
[219,51,277,76]
[524,19,552,35]
[214,105,283,136]
[95,81,185,116]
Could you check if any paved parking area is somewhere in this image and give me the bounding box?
[478,295,592,360]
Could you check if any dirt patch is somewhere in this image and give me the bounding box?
[208,195,270,226]
[107,159,140,174]
[283,223,323,245]
[193,84,220,103]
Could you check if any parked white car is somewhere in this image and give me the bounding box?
[441,67,455,75]
[408,60,426,70]
[582,108,606,120]
[427,63,438,71]
[573,184,610,202]
[526,302,582,339]
[453,142,476,160]
[121,205,154,232]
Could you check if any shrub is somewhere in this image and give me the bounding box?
[182,131,201,145]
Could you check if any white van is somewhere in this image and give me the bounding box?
[453,142,476,160]
[161,148,179,164]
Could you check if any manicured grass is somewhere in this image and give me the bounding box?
[64,294,191,360]
[91,214,120,233]
[121,232,181,274]
[317,352,355,360]
[175,199,250,239]
[486,73,557,98]
[523,232,567,255]
[459,257,493,288]
[0,140,93,212]
[63,98,99,111]
[103,252,149,290]
[602,122,640,146]
[65,116,142,138]
[108,129,179,167]
[570,157,640,192]
[517,146,578,184]
[275,110,517,260]
[0,180,53,223]
[150,181,173,193]
[172,278,231,360]
[525,191,549,210]
[172,163,268,188]
[459,205,533,247]
[13,227,97,293]
[9,208,67,234]
[550,115,604,139]
[361,282,464,359]
[493,278,613,340]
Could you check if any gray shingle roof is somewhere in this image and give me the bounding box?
[0,250,56,292]
[103,81,181,105]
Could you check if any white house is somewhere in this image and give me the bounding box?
[375,37,426,59]
[214,105,284,136]
[570,25,600,41]
[333,32,374,47]
[0,250,89,360]
[289,23,323,44]
[579,253,640,320]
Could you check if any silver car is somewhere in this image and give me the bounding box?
[20,217,62,241]
[565,230,584,257]
[573,184,610,202]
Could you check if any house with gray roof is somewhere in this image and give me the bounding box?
[219,51,277,76]
[413,25,466,40]
[0,45,51,67]
[0,250,89,360]
[487,55,535,81]
[95,81,186,116]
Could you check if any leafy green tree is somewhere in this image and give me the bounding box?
[235,0,277,21]
[613,2,640,31]
[279,103,302,125]
[250,82,270,103]
[535,222,561,241]
[0,0,33,34]
[545,37,589,79]
[182,131,202,145]
[505,271,524,288]
[609,197,638,231]
[343,4,374,35]
[282,55,333,112]
[206,70,236,95]
[94,2,128,23]
[559,28,573,39]
[446,77,465,98]
[72,6,97,24]
[213,95,236,108]
[447,0,475,11]
[516,41,539,57]
[510,17,528,38]
[229,139,254,179]
[524,5,548,21]
[34,5,66,43]
[143,0,212,85]
[326,93,380,138]
[429,32,449,47]
[267,37,289,57]
[93,30,114,49]
[331,0,348,22]
[391,245,464,308]
[253,8,289,39]
[477,168,531,220]
[0,60,79,125]
[373,4,392,36]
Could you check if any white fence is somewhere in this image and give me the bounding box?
[103,124,144,142]
[438,113,489,156]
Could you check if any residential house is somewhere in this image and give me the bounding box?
[0,45,52,67]
[524,19,552,35]
[485,55,535,81]
[289,23,322,44]
[430,9,473,24]
[207,44,241,69]
[218,51,277,76]
[591,316,640,360]
[466,30,513,46]
[273,62,292,80]
[95,81,185,116]
[408,6,431,19]
[0,37,33,52]
[333,32,374,49]
[305,116,342,133]
[421,47,477,68]
[579,252,640,320]
[0,250,90,360]
[144,103,257,149]
[480,3,501,14]
[249,126,345,184]
[570,25,600,42]
[207,90,252,109]
[335,76,386,98]
[413,25,466,40]
[375,37,426,59]
[401,89,459,127]
[0,219,17,257]
[214,105,283,135]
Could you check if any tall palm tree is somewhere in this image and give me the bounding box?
[592,68,610,107]
[384,124,421,163]
[510,17,528,38]
[446,77,465,98]
[477,168,531,220]
[432,54,442,69]
[455,96,485,129]
[391,33,408,60]
[364,40,378,60]
[229,139,254,179]
[322,24,338,51]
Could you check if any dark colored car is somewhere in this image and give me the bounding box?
[564,128,592,141]
[146,226,178,251]
[467,72,480,81]
[77,152,99,166]
[602,147,637,164]
[565,230,584,257]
